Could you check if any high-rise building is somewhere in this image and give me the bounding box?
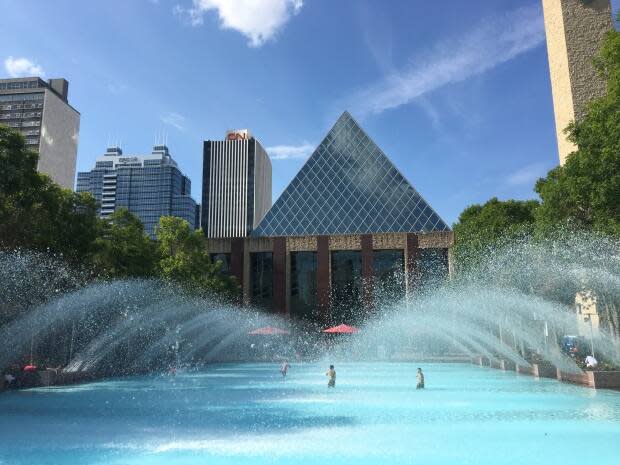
[542,0,613,165]
[76,145,198,237]
[201,129,272,238]
[0,77,80,189]
[205,112,452,322]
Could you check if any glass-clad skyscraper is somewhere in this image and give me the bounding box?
[76,145,198,237]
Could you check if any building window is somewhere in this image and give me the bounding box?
[290,251,317,321]
[210,253,230,275]
[418,248,449,289]
[373,250,405,308]
[250,252,273,309]
[330,250,363,324]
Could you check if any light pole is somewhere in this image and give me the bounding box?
[584,316,595,357]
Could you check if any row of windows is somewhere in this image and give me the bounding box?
[0,93,44,102]
[4,120,41,128]
[249,249,448,323]
[0,111,41,119]
[0,80,42,90]
[0,103,44,110]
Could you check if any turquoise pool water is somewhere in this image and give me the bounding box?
[1,363,619,465]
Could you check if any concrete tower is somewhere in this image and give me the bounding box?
[542,0,613,165]
[201,130,272,239]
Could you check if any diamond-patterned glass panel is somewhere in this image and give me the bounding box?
[252,112,449,237]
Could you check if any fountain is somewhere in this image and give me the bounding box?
[1,231,619,464]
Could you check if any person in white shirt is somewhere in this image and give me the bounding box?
[585,355,598,369]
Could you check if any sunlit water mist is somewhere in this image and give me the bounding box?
[1,233,620,464]
[0,278,298,374]
[0,230,619,375]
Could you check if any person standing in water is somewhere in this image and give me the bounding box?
[416,368,425,389]
[326,365,336,388]
[280,360,290,377]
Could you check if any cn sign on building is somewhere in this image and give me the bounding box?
[226,129,251,141]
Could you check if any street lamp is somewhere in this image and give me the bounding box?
[584,316,595,357]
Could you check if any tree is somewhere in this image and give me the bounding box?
[0,125,99,261]
[156,216,239,298]
[452,198,538,272]
[92,208,159,278]
[535,25,620,236]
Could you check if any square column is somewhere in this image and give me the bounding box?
[316,235,330,323]
[405,233,420,299]
[230,238,246,303]
[272,236,287,314]
[361,234,374,310]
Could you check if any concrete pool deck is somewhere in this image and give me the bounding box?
[472,355,620,390]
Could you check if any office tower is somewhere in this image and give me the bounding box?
[76,144,198,237]
[542,0,613,164]
[201,129,272,238]
[0,77,80,189]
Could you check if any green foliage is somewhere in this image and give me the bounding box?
[0,125,99,261]
[92,208,159,278]
[535,27,620,236]
[0,125,237,302]
[156,216,240,298]
[453,197,538,272]
[455,26,620,271]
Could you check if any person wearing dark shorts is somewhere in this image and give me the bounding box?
[416,367,425,389]
[326,365,336,388]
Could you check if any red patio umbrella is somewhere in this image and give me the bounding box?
[248,326,290,335]
[322,324,360,334]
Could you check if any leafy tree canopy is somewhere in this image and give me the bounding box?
[92,208,159,278]
[453,197,538,272]
[535,26,620,236]
[156,216,239,298]
[0,125,99,261]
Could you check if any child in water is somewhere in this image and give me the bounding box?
[280,360,290,377]
[416,367,425,389]
[326,365,336,388]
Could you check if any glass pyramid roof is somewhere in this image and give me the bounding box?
[252,112,450,237]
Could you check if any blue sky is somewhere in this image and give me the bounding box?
[1,0,618,225]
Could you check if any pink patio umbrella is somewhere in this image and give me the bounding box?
[248,326,290,335]
[322,324,360,334]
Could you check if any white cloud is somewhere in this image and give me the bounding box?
[160,112,186,131]
[4,56,44,78]
[506,162,548,186]
[267,142,314,160]
[175,0,303,47]
[345,5,545,117]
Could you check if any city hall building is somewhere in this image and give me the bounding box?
[203,112,453,324]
